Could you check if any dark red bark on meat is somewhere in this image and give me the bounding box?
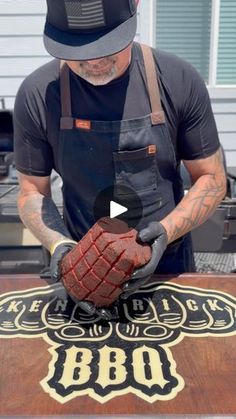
[61,217,151,307]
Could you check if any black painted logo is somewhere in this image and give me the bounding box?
[0,282,236,403]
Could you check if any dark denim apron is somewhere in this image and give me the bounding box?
[58,44,195,274]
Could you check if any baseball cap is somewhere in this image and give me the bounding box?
[43,0,137,60]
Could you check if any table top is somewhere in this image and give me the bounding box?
[0,273,236,416]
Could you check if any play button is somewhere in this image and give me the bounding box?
[110,201,128,218]
[93,185,143,230]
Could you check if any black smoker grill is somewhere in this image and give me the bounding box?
[0,109,62,273]
[182,162,236,273]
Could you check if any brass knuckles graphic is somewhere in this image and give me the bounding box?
[0,284,112,342]
[116,283,236,342]
[117,297,178,342]
[1,282,236,344]
[1,282,236,405]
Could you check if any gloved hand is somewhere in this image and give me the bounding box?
[50,240,77,282]
[121,222,168,298]
[50,239,116,321]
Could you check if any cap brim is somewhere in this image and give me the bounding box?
[43,13,137,60]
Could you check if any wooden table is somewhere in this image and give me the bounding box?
[0,273,236,417]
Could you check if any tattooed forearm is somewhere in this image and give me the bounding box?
[161,150,227,243]
[18,192,73,251]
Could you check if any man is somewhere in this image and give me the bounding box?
[14,0,226,318]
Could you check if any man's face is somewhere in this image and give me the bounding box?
[66,43,132,86]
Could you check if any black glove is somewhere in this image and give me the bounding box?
[50,240,76,282]
[121,222,168,298]
[50,240,117,321]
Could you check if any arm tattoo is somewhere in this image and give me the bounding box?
[18,193,72,250]
[161,151,227,243]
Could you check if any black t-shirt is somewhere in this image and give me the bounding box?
[13,42,220,177]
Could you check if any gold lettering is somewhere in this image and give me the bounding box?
[6,300,22,313]
[186,299,198,311]
[96,345,127,388]
[162,298,170,311]
[132,346,168,389]
[54,300,68,312]
[132,299,144,311]
[59,346,92,388]
[207,299,223,311]
[29,300,43,312]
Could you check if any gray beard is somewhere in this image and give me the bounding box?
[78,66,117,86]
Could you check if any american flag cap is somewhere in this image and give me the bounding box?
[43,0,137,60]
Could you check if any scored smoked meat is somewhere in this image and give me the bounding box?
[61,217,151,307]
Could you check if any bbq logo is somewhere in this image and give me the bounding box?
[0,282,236,404]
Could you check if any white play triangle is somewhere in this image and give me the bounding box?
[110,201,128,218]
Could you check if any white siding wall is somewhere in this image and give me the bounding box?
[0,0,143,109]
[0,0,235,166]
[0,0,50,109]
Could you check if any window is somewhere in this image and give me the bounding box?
[155,0,211,83]
[217,0,236,84]
[153,0,236,86]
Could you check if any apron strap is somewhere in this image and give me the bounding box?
[60,61,74,130]
[59,47,165,128]
[140,44,165,125]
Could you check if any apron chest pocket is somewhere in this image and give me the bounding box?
[113,145,158,193]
